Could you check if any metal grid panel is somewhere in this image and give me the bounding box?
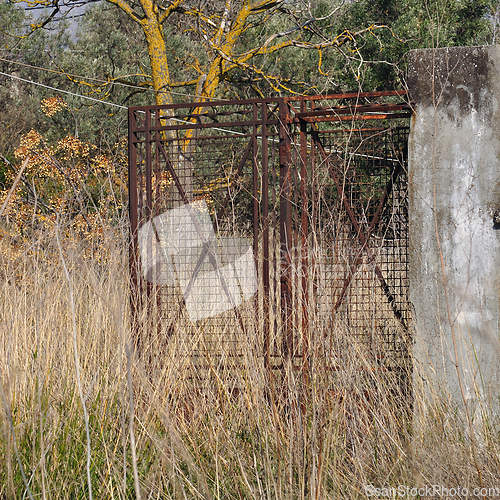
[128,93,412,383]
[298,124,411,371]
[129,101,283,382]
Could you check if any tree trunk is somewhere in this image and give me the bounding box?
[142,16,194,204]
[142,17,172,107]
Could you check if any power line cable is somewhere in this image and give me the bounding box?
[0,70,397,162]
[0,70,247,134]
[0,71,399,162]
[0,56,157,92]
[0,70,128,109]
[0,56,224,101]
[0,70,268,143]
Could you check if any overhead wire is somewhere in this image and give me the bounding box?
[0,56,156,91]
[0,56,234,101]
[0,70,129,109]
[0,64,400,161]
[0,70,249,135]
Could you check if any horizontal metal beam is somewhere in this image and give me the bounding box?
[284,89,408,103]
[295,102,412,118]
[298,112,413,123]
[129,97,284,114]
[130,118,280,134]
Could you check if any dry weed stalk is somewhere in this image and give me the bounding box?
[0,188,498,498]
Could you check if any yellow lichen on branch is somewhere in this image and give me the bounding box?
[11,0,389,108]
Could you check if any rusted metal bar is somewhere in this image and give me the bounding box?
[316,127,397,135]
[130,97,283,114]
[310,100,318,352]
[253,103,259,261]
[128,108,140,353]
[271,134,278,360]
[141,118,280,134]
[154,134,162,340]
[284,90,409,105]
[262,103,271,370]
[279,99,293,359]
[145,111,154,342]
[298,112,412,123]
[131,133,254,145]
[292,135,300,359]
[132,99,410,131]
[299,108,310,384]
[145,111,153,219]
[295,102,412,118]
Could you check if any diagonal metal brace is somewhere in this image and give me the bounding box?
[310,129,406,329]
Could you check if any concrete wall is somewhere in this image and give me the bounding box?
[408,46,500,416]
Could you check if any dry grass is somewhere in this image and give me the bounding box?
[0,219,499,499]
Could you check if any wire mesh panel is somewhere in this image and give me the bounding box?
[129,100,283,385]
[308,125,411,370]
[281,94,413,406]
[128,93,413,391]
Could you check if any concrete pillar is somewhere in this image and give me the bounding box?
[408,46,500,417]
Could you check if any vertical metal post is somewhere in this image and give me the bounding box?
[262,103,270,369]
[145,110,153,350]
[154,129,162,340]
[299,97,309,380]
[279,99,293,360]
[271,133,278,363]
[252,103,262,362]
[309,102,319,308]
[253,103,259,260]
[145,110,153,220]
[310,101,318,341]
[128,108,140,353]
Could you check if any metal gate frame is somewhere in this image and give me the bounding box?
[128,90,413,372]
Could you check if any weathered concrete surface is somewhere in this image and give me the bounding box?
[408,46,500,416]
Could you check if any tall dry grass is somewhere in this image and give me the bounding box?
[0,213,499,499]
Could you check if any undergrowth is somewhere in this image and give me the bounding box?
[0,219,499,500]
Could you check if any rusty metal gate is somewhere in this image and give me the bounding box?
[128,91,412,383]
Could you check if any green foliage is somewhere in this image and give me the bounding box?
[58,2,153,141]
[0,2,66,155]
[325,0,491,91]
[0,0,494,154]
[0,2,144,157]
